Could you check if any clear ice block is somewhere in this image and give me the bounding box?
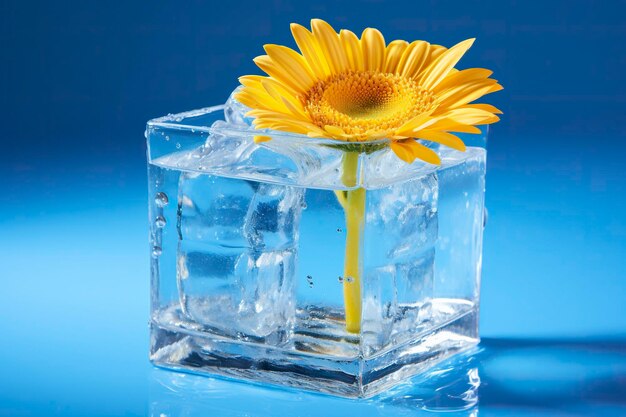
[147,104,487,398]
[175,172,302,343]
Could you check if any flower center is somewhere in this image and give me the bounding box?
[304,70,435,141]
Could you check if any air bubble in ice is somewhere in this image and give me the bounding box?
[155,216,167,228]
[152,246,162,257]
[155,192,169,207]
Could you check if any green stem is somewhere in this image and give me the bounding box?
[338,152,366,334]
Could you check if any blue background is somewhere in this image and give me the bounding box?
[1,0,626,415]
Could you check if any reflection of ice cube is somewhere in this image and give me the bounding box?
[224,87,253,126]
[175,172,303,342]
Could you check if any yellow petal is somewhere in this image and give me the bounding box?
[445,123,482,134]
[442,107,499,125]
[264,123,308,134]
[257,81,291,112]
[263,44,316,90]
[237,78,266,95]
[487,83,504,94]
[390,140,441,165]
[281,96,308,119]
[398,40,429,78]
[384,40,409,73]
[253,135,272,143]
[257,116,326,135]
[395,113,439,136]
[435,80,501,110]
[257,78,308,119]
[363,128,394,140]
[238,75,267,87]
[324,125,347,137]
[390,140,414,162]
[251,121,310,136]
[425,44,446,66]
[361,27,386,71]
[236,88,283,111]
[260,78,305,113]
[253,55,305,95]
[434,68,493,93]
[418,38,475,90]
[290,23,331,78]
[465,103,503,114]
[311,19,348,74]
[234,92,260,109]
[239,82,290,112]
[248,109,306,123]
[421,117,483,133]
[415,130,466,151]
[340,29,364,71]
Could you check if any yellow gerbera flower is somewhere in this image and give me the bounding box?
[236,18,502,164]
[236,19,502,334]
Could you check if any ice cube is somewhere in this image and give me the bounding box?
[434,147,486,300]
[224,86,253,126]
[361,173,438,354]
[175,172,303,342]
[244,182,305,250]
[178,246,296,342]
[178,171,253,247]
[364,173,438,266]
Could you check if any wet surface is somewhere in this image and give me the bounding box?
[148,338,626,417]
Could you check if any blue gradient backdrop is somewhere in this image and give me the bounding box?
[1,0,626,415]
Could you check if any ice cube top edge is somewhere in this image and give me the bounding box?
[146,104,487,191]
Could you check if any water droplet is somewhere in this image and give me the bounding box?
[306,275,314,287]
[191,128,195,133]
[165,135,170,141]
[152,246,162,257]
[336,227,343,233]
[175,142,181,149]
[155,192,169,207]
[345,276,354,283]
[301,202,308,210]
[483,207,488,228]
[338,276,344,283]
[155,216,166,228]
